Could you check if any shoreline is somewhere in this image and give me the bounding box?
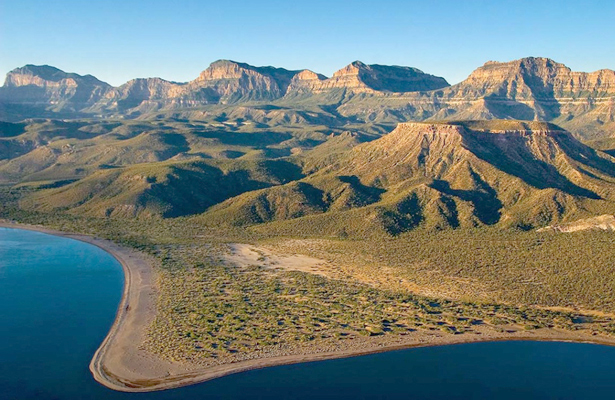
[2,220,615,393]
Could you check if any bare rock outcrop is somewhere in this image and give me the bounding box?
[182,60,300,102]
[537,214,615,232]
[289,61,449,94]
[1,65,111,111]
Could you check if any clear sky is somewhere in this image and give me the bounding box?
[1,0,614,86]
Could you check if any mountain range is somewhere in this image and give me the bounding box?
[2,57,615,234]
[1,57,614,140]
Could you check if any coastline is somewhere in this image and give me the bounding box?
[2,219,615,393]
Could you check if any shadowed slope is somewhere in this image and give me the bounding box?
[21,159,304,218]
[200,121,615,235]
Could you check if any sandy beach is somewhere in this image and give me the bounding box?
[2,219,615,393]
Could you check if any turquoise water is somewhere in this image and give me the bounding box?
[2,227,615,400]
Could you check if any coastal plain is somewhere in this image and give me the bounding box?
[3,217,615,392]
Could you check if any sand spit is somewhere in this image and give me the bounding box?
[2,220,615,392]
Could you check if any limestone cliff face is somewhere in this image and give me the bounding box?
[97,78,185,112]
[430,57,615,124]
[1,58,614,140]
[3,65,108,89]
[111,78,185,100]
[286,69,328,93]
[288,61,449,94]
[1,65,111,110]
[337,57,615,138]
[317,61,373,92]
[182,60,300,103]
[448,57,615,100]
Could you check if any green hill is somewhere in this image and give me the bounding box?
[199,121,615,235]
[20,159,303,218]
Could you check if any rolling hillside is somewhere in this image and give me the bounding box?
[10,120,615,229]
[20,158,303,218]
[201,121,615,235]
[0,118,377,184]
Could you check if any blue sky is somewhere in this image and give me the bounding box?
[1,0,614,86]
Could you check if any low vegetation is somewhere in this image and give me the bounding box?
[3,202,615,366]
[145,241,615,365]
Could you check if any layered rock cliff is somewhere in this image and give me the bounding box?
[181,60,300,103]
[336,58,615,138]
[452,57,615,99]
[94,78,185,113]
[1,57,614,139]
[0,65,111,111]
[285,61,449,94]
[285,69,328,93]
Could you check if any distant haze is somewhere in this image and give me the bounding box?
[1,0,614,86]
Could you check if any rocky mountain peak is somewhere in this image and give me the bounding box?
[99,77,186,112]
[441,57,615,122]
[483,56,567,69]
[332,61,367,78]
[2,58,614,140]
[462,57,615,97]
[196,60,253,81]
[468,57,571,86]
[313,61,449,93]
[285,70,328,94]
[0,65,112,115]
[4,65,110,88]
[195,60,299,83]
[293,69,327,81]
[360,121,571,164]
[185,60,300,102]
